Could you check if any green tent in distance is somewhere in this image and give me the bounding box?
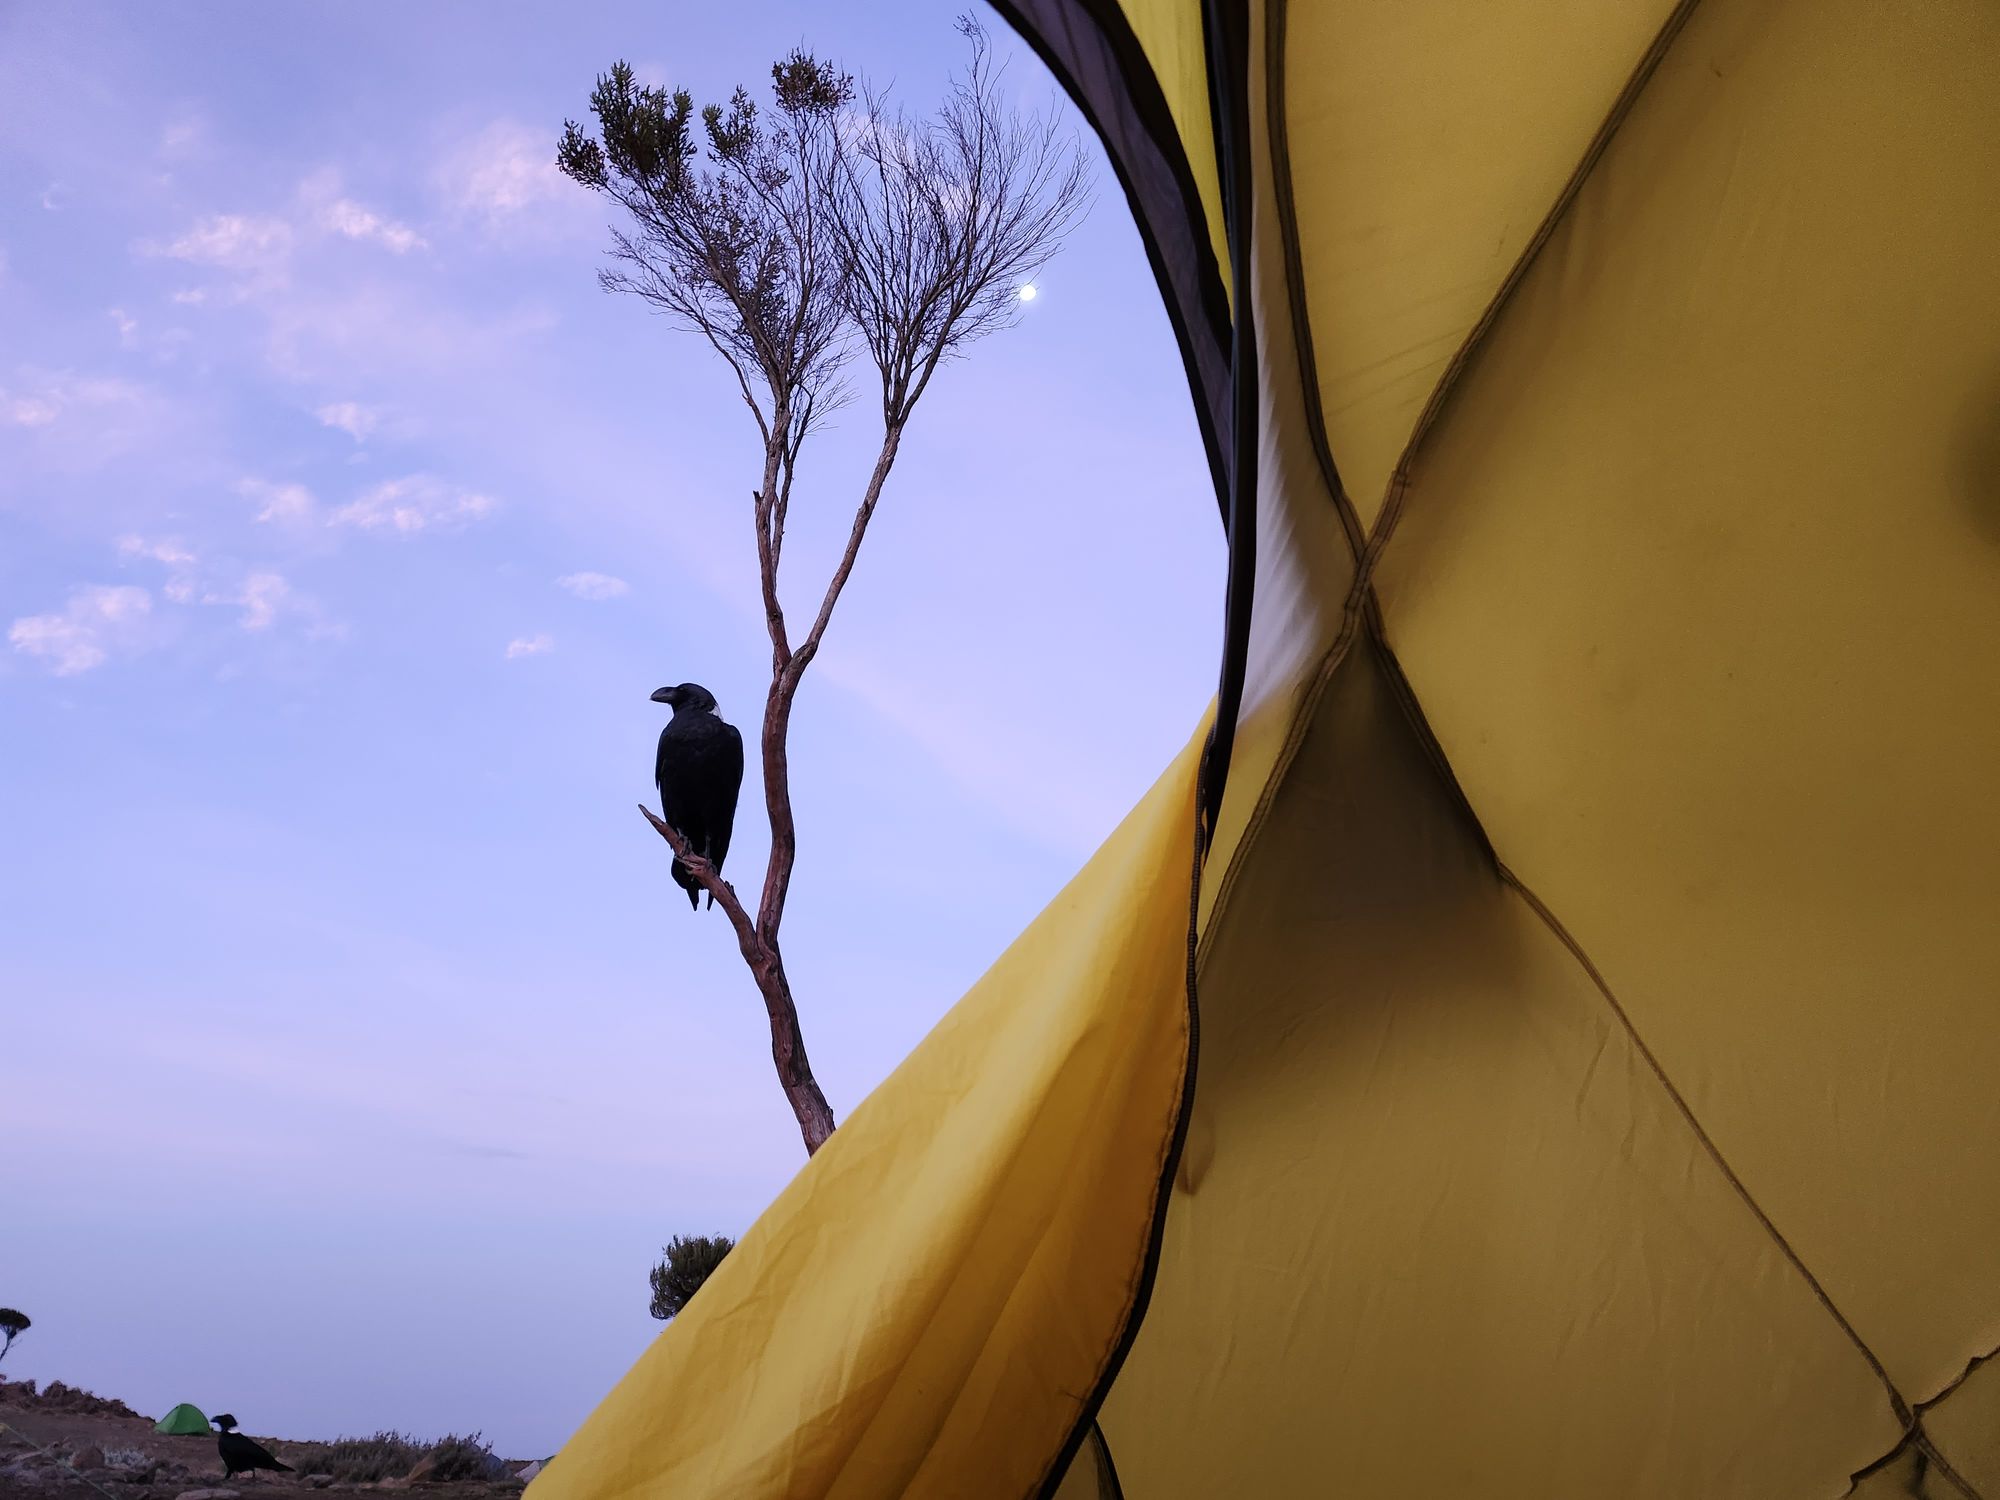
[153,1404,209,1436]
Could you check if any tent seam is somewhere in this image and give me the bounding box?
[1265,0,1367,562]
[1841,1338,2000,1500]
[1090,1419,1126,1500]
[982,0,1234,518]
[1199,0,1512,966]
[1192,598,1366,974]
[1335,0,1980,1485]
[1358,596,1498,863]
[1921,1343,2000,1416]
[1029,746,1207,1500]
[1191,0,1381,972]
[1840,1421,1985,1500]
[1498,867,1920,1439]
[1364,0,1705,565]
[1210,6,1977,1493]
[1038,0,1274,1464]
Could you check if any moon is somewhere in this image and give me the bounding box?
[1018,284,1038,303]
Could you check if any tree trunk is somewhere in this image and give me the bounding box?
[745,937,836,1154]
[747,679,833,1154]
[639,805,834,1155]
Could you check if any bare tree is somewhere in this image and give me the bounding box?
[560,17,1089,1156]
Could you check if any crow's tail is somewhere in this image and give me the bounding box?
[670,859,699,910]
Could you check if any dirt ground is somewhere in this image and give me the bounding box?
[0,1386,532,1499]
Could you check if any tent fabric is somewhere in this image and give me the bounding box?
[153,1404,210,1436]
[533,732,1206,1499]
[531,1,2000,1496]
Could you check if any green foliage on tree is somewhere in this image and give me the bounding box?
[649,1235,736,1321]
[0,1308,28,1366]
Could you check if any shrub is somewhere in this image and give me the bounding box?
[298,1429,497,1483]
[420,1433,497,1482]
[298,1432,427,1482]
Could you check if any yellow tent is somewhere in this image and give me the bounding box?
[531,1,2000,1495]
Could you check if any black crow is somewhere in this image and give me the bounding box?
[651,682,745,910]
[211,1414,293,1479]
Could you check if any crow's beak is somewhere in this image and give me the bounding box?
[650,687,675,704]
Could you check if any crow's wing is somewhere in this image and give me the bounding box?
[658,716,744,862]
[220,1432,291,1473]
[657,723,708,840]
[707,721,745,873]
[654,725,676,818]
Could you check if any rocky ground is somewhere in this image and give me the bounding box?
[0,1382,536,1499]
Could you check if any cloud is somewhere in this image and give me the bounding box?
[107,534,308,635]
[315,401,379,442]
[320,197,426,254]
[298,168,426,254]
[505,634,552,659]
[139,212,294,275]
[438,121,574,231]
[4,393,58,427]
[204,569,292,631]
[104,520,326,641]
[160,112,205,158]
[0,373,168,467]
[135,172,424,302]
[108,307,139,347]
[239,477,318,524]
[243,472,491,537]
[170,288,208,306]
[9,585,154,676]
[332,474,494,533]
[258,283,556,385]
[2,373,149,429]
[556,571,629,600]
[116,534,196,567]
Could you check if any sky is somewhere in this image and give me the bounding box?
[0,0,1222,1459]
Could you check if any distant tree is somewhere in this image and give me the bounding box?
[648,1235,736,1321]
[0,1309,28,1366]
[560,16,1090,1156]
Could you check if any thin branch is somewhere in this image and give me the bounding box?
[639,805,758,948]
[791,429,902,677]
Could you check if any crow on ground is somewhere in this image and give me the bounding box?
[651,682,745,910]
[211,1414,293,1479]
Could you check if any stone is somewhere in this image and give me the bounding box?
[71,1445,107,1470]
[175,1489,241,1499]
